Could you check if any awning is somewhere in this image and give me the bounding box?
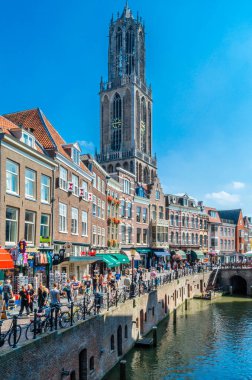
[111,254,130,264]
[244,252,252,258]
[96,254,119,268]
[0,249,14,269]
[191,250,205,260]
[69,256,99,264]
[136,248,152,255]
[154,251,170,258]
[122,250,142,261]
[171,250,187,259]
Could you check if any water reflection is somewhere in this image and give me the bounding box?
[106,297,252,380]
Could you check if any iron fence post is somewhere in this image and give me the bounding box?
[33,308,37,339]
[12,315,17,348]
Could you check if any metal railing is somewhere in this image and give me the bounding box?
[0,266,208,350]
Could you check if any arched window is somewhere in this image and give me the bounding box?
[130,161,134,173]
[126,27,135,75]
[182,232,185,243]
[171,231,174,243]
[115,28,122,77]
[192,234,195,244]
[140,97,147,152]
[89,356,94,371]
[175,215,179,227]
[143,167,149,183]
[170,214,174,226]
[111,93,122,151]
[196,234,198,245]
[111,335,115,351]
[186,233,189,244]
[176,232,179,244]
[123,162,129,171]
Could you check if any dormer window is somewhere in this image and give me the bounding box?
[183,198,188,206]
[72,148,80,165]
[22,131,34,148]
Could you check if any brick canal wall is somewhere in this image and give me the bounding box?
[0,272,211,380]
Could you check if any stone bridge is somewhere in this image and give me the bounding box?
[214,268,252,296]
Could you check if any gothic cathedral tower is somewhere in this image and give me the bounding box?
[96,2,157,184]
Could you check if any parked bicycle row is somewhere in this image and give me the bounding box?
[0,266,209,350]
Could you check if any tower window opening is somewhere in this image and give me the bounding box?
[111,93,122,151]
[140,97,147,153]
[126,27,135,75]
[116,28,123,77]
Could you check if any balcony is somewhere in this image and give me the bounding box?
[100,74,152,97]
[96,148,157,167]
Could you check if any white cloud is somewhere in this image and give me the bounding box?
[205,191,240,205]
[232,181,245,189]
[77,140,95,151]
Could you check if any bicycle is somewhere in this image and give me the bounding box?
[0,316,22,347]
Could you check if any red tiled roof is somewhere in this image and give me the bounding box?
[4,108,91,175]
[0,115,19,135]
[204,207,221,223]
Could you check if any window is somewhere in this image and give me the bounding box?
[41,175,50,203]
[93,225,96,245]
[97,176,101,192]
[81,211,88,236]
[137,228,141,244]
[71,207,78,234]
[121,225,126,243]
[175,215,179,226]
[156,190,160,200]
[170,231,174,243]
[25,211,35,244]
[22,132,34,147]
[125,325,128,339]
[200,235,203,246]
[159,206,164,220]
[136,207,141,222]
[123,179,130,194]
[152,205,156,220]
[111,93,122,151]
[121,200,126,217]
[72,148,80,165]
[192,217,195,228]
[195,218,198,229]
[176,232,179,244]
[6,207,18,244]
[102,201,105,219]
[170,214,174,226]
[25,168,36,199]
[93,173,97,188]
[72,174,78,196]
[40,214,50,239]
[59,203,67,232]
[82,180,88,200]
[143,229,148,244]
[6,160,19,195]
[143,208,147,223]
[97,198,101,218]
[128,202,132,218]
[102,228,105,246]
[59,166,68,190]
[101,180,105,194]
[204,235,207,247]
[128,226,132,244]
[92,195,97,216]
[209,210,217,218]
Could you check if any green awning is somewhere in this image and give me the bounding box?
[191,250,205,260]
[96,254,119,268]
[244,252,252,258]
[69,256,99,263]
[136,249,152,254]
[111,254,130,264]
[171,250,187,259]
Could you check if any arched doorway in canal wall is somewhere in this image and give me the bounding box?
[79,348,87,380]
[230,275,247,295]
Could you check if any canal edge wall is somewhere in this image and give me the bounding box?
[0,272,211,380]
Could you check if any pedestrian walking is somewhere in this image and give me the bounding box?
[64,279,72,303]
[71,276,80,302]
[18,285,29,316]
[27,284,35,313]
[98,274,104,292]
[92,274,98,294]
[38,283,48,312]
[2,279,13,310]
[50,283,60,309]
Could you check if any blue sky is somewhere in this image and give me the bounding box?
[1,0,252,215]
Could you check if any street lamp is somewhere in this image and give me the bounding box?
[130,247,136,298]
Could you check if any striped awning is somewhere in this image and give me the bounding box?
[0,249,14,269]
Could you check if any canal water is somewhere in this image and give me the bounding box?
[106,297,252,380]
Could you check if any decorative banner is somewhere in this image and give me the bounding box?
[68,181,74,192]
[79,187,84,197]
[88,192,93,201]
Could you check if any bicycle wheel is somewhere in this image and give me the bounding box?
[8,325,22,346]
[73,310,82,323]
[59,311,71,328]
[25,322,35,340]
[43,318,51,333]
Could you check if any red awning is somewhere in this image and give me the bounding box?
[0,249,14,269]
